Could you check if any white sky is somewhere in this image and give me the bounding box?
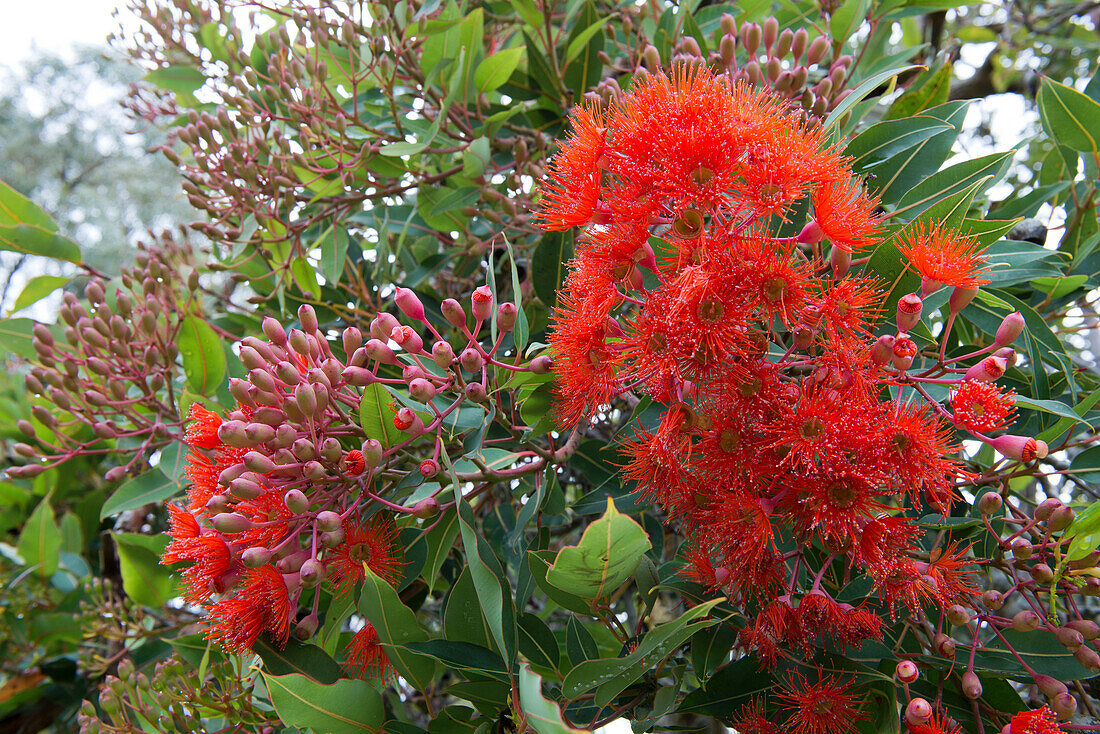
[0,0,124,67]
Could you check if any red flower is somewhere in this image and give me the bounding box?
[810,178,881,254]
[344,623,395,681]
[776,669,867,734]
[952,380,1017,433]
[343,450,366,476]
[205,566,292,653]
[907,710,964,734]
[1010,707,1063,734]
[730,697,781,734]
[185,403,222,450]
[538,103,607,230]
[327,515,402,598]
[898,223,989,292]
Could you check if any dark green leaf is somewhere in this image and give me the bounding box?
[178,315,227,396]
[566,614,598,668]
[518,613,561,672]
[262,673,383,734]
[518,664,581,734]
[359,382,405,449]
[357,567,437,691]
[18,494,60,578]
[100,469,179,520]
[405,640,509,678]
[254,639,343,684]
[1038,77,1100,154]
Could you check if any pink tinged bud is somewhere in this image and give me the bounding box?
[432,341,455,368]
[230,478,265,500]
[1035,674,1068,699]
[1031,563,1055,584]
[796,219,824,245]
[830,244,852,278]
[16,420,35,438]
[946,604,970,626]
[277,550,310,573]
[104,466,127,483]
[496,303,518,332]
[933,633,955,657]
[316,511,341,532]
[530,355,554,374]
[1052,692,1077,719]
[409,378,436,402]
[949,286,978,312]
[870,334,895,365]
[370,312,400,342]
[297,304,319,334]
[271,424,296,449]
[303,461,328,481]
[1035,497,1061,522]
[395,287,426,322]
[982,589,1004,610]
[294,613,320,641]
[413,497,440,519]
[342,327,363,357]
[993,347,1018,369]
[239,346,266,372]
[1010,536,1034,559]
[1056,626,1084,651]
[460,347,485,373]
[321,438,341,464]
[284,489,309,514]
[904,698,932,726]
[293,383,317,417]
[299,559,324,588]
[920,277,942,296]
[245,423,276,444]
[364,339,398,365]
[349,347,370,368]
[262,317,287,345]
[441,298,466,327]
[241,547,273,568]
[1048,505,1075,532]
[961,671,982,699]
[292,439,317,461]
[419,458,439,477]
[964,356,1007,382]
[217,420,252,449]
[362,439,383,467]
[995,312,1025,346]
[394,407,424,436]
[212,513,252,533]
[1074,644,1100,671]
[391,325,424,353]
[1012,610,1042,632]
[897,293,923,331]
[274,361,302,385]
[287,329,311,359]
[244,451,277,474]
[248,368,277,394]
[312,383,330,416]
[989,434,1047,462]
[978,491,1003,515]
[1067,620,1100,641]
[321,528,345,548]
[465,382,488,402]
[342,366,376,386]
[229,378,258,408]
[895,661,919,684]
[217,464,247,487]
[403,364,426,382]
[471,285,494,321]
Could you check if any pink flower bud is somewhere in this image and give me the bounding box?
[904,698,932,725]
[297,305,319,334]
[897,293,923,331]
[394,408,424,436]
[830,244,851,277]
[1067,620,1100,641]
[391,325,424,353]
[241,547,273,568]
[395,287,426,322]
[294,613,320,640]
[497,303,518,332]
[212,512,252,533]
[409,378,436,402]
[895,661,918,684]
[262,317,286,345]
[342,327,363,356]
[299,559,324,587]
[460,347,485,373]
[995,311,1025,346]
[277,550,310,574]
[441,298,466,327]
[978,491,1003,515]
[432,341,455,368]
[963,356,1006,382]
[244,423,276,444]
[796,219,824,245]
[364,339,398,365]
[293,383,317,417]
[303,461,327,481]
[284,489,309,514]
[229,477,264,499]
[316,511,342,532]
[465,382,487,402]
[413,497,440,519]
[1012,609,1041,632]
[1074,644,1100,671]
[370,312,400,342]
[471,285,494,321]
[949,286,978,312]
[1035,497,1061,522]
[105,466,127,483]
[1052,692,1077,720]
[961,671,982,699]
[1035,674,1067,699]
[870,334,895,365]
[993,347,1018,368]
[321,438,342,464]
[1056,626,1084,651]
[342,366,376,386]
[244,451,277,474]
[989,434,1047,462]
[530,355,554,374]
[217,420,251,449]
[419,458,439,477]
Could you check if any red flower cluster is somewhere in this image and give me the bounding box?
[541,68,988,702]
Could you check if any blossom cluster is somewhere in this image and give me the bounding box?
[541,67,1083,731]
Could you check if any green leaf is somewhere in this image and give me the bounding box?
[262,673,383,734]
[829,0,870,45]
[1068,448,1100,485]
[474,47,524,93]
[359,383,405,448]
[0,180,56,230]
[177,315,227,396]
[318,224,350,286]
[847,116,953,172]
[254,638,343,684]
[518,664,583,734]
[18,494,60,578]
[678,655,774,716]
[562,598,723,707]
[113,532,174,607]
[101,469,180,520]
[357,566,437,691]
[871,100,969,205]
[463,137,492,178]
[418,509,460,593]
[564,17,610,61]
[0,318,46,359]
[405,640,509,679]
[518,613,561,673]
[690,624,736,685]
[1038,77,1100,154]
[142,65,206,96]
[895,151,1015,220]
[566,614,598,668]
[1038,387,1100,444]
[823,64,923,130]
[0,224,81,263]
[546,496,652,600]
[1015,396,1092,429]
[1065,500,1100,562]
[528,551,592,616]
[444,567,498,651]
[532,230,574,307]
[883,61,953,120]
[10,276,71,315]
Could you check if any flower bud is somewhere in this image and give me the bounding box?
[395,287,426,322]
[1012,610,1041,632]
[460,347,485,373]
[370,312,400,342]
[988,434,1047,462]
[362,439,383,467]
[471,285,494,321]
[341,450,366,475]
[391,325,424,353]
[933,633,955,657]
[949,286,978,312]
[104,466,127,483]
[244,451,277,474]
[262,317,288,345]
[297,304,319,334]
[217,463,247,486]
[299,559,324,588]
[1056,626,1084,651]
[321,527,345,548]
[284,489,309,514]
[287,329,311,359]
[530,354,554,374]
[1035,674,1067,699]
[995,311,1025,347]
[895,660,918,684]
[316,510,341,532]
[413,497,440,519]
[419,458,439,478]
[303,461,328,481]
[441,298,466,327]
[904,698,932,725]
[947,604,971,626]
[321,437,342,464]
[342,327,363,356]
[409,378,436,402]
[978,491,1003,515]
[245,423,277,444]
[1052,692,1077,719]
[294,613,320,641]
[982,589,1004,610]
[229,477,265,500]
[1048,505,1074,532]
[217,420,251,449]
[870,334,895,365]
[364,338,398,365]
[212,513,252,533]
[964,356,1007,382]
[496,303,518,332]
[961,670,982,699]
[893,335,917,371]
[277,550,309,573]
[1035,497,1062,522]
[1030,563,1055,584]
[394,407,424,435]
[1067,620,1100,641]
[241,547,273,568]
[897,294,923,332]
[465,382,488,402]
[1010,536,1034,559]
[1073,644,1100,671]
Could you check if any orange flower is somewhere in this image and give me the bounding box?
[952,380,1017,433]
[537,103,607,230]
[810,178,881,253]
[344,623,395,681]
[898,223,989,292]
[205,566,292,653]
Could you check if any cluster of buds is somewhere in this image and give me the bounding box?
[8,235,197,480]
[162,290,558,658]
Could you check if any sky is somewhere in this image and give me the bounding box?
[0,0,125,67]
